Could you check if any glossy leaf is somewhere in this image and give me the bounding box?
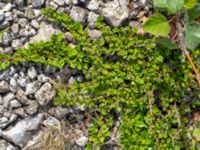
[184,0,197,9]
[187,4,200,20]
[157,37,178,49]
[143,13,170,37]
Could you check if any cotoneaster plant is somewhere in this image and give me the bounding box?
[143,0,200,87]
[0,7,199,149]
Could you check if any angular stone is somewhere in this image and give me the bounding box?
[11,39,22,49]
[25,81,41,95]
[101,0,129,27]
[19,70,26,77]
[71,145,83,150]
[23,116,63,149]
[25,23,31,30]
[0,95,2,104]
[16,88,28,104]
[31,0,45,8]
[19,28,29,37]
[0,105,4,115]
[5,12,13,21]
[28,22,61,45]
[9,78,18,93]
[25,6,35,20]
[13,73,19,79]
[11,23,19,35]
[14,0,25,7]
[18,37,25,44]
[0,117,8,124]
[0,81,9,93]
[88,11,99,29]
[27,66,37,79]
[49,1,58,9]
[0,113,18,128]
[70,6,87,23]
[3,92,15,108]
[0,113,44,148]
[24,100,38,115]
[8,66,16,76]
[13,108,25,117]
[10,99,22,109]
[33,9,41,18]
[89,29,102,40]
[37,15,44,22]
[48,106,69,119]
[0,140,16,150]
[3,111,12,119]
[64,32,73,42]
[37,74,50,83]
[65,0,72,5]
[86,0,99,11]
[35,83,55,106]
[76,75,83,82]
[3,3,13,12]
[139,0,147,6]
[2,31,11,46]
[28,28,36,37]
[68,76,76,84]
[31,19,39,29]
[0,71,10,81]
[0,11,4,22]
[76,136,88,147]
[0,20,9,30]
[17,77,27,88]
[9,113,18,123]
[43,65,57,74]
[4,47,13,54]
[18,18,28,28]
[53,0,65,6]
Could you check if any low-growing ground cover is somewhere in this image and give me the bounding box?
[0,6,200,150]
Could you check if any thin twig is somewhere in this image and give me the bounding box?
[148,91,153,135]
[174,102,181,126]
[177,21,200,87]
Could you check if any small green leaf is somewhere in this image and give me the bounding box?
[193,128,200,141]
[143,13,170,37]
[184,0,197,9]
[157,37,178,49]
[156,55,164,62]
[184,22,200,49]
[135,121,146,128]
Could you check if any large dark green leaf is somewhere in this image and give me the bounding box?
[153,0,166,8]
[143,13,170,37]
[153,0,184,14]
[166,0,185,14]
[187,4,200,20]
[184,22,200,49]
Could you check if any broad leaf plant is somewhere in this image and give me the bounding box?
[143,0,200,87]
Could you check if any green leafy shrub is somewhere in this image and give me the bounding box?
[0,7,200,149]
